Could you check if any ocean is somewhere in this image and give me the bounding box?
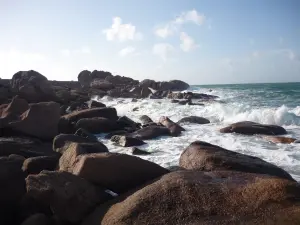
[96,82,300,180]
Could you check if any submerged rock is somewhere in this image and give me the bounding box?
[220,121,287,135]
[177,116,210,125]
[131,147,151,155]
[262,136,298,144]
[179,141,294,181]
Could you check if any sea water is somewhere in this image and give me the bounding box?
[96,82,300,180]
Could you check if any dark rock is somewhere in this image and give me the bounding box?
[22,156,60,175]
[129,125,170,140]
[90,80,115,91]
[167,166,184,171]
[117,116,140,130]
[88,100,106,108]
[0,157,26,225]
[75,117,119,134]
[59,142,108,172]
[159,116,185,136]
[69,152,169,194]
[132,107,139,112]
[167,92,218,100]
[11,70,57,103]
[26,170,111,223]
[139,115,153,125]
[171,99,179,103]
[220,121,287,135]
[78,70,92,88]
[179,141,294,181]
[178,99,191,105]
[262,136,298,144]
[111,135,146,147]
[82,170,300,225]
[104,130,128,139]
[21,213,51,225]
[75,128,98,141]
[59,107,117,133]
[131,147,151,155]
[131,98,138,102]
[90,70,113,80]
[177,116,210,125]
[130,86,152,98]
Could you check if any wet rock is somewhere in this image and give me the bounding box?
[131,98,138,102]
[159,116,185,136]
[75,128,98,141]
[167,92,218,100]
[88,100,106,108]
[131,147,151,155]
[26,170,111,223]
[75,117,119,133]
[0,157,26,225]
[21,213,51,225]
[171,99,179,103]
[132,107,139,112]
[59,107,117,133]
[178,99,191,105]
[220,121,287,135]
[22,156,60,175]
[69,153,169,194]
[262,136,298,144]
[177,116,210,125]
[117,116,140,130]
[104,130,128,139]
[77,70,92,88]
[179,141,294,181]
[139,115,153,125]
[59,142,108,172]
[90,80,115,91]
[111,135,146,147]
[129,125,170,140]
[82,170,300,225]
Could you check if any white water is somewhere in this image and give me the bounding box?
[94,88,300,181]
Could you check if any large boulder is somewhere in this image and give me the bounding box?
[220,121,287,135]
[177,116,210,125]
[139,115,153,125]
[59,107,118,133]
[77,70,92,88]
[67,153,169,194]
[128,125,171,140]
[179,141,294,181]
[0,137,54,158]
[22,156,60,175]
[21,213,51,225]
[159,116,185,136]
[90,80,114,91]
[82,170,300,225]
[11,70,56,103]
[139,79,157,89]
[59,142,108,172]
[75,117,119,134]
[8,102,60,140]
[0,157,26,225]
[26,170,111,223]
[158,80,189,91]
[91,70,113,80]
[111,135,146,147]
[105,75,139,86]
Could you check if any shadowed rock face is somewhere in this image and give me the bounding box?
[179,141,294,181]
[128,125,171,140]
[220,121,287,135]
[82,170,300,225]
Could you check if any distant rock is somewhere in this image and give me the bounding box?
[90,80,115,91]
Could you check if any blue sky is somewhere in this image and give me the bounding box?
[0,0,299,84]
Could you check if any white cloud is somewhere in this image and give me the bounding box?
[152,43,175,61]
[103,17,142,42]
[174,10,206,25]
[154,10,205,38]
[119,46,136,57]
[180,32,198,52]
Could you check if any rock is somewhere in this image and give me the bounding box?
[11,70,56,103]
[26,170,111,223]
[220,121,287,135]
[56,141,108,155]
[130,86,152,98]
[53,134,99,153]
[88,100,106,108]
[139,115,153,125]
[140,79,157,89]
[90,80,115,91]
[262,136,298,144]
[0,83,12,104]
[131,98,138,102]
[167,166,184,171]
[179,141,294,181]
[178,99,191,105]
[78,70,92,88]
[111,135,146,147]
[59,142,108,172]
[167,92,218,100]
[177,116,210,125]
[0,157,26,225]
[54,89,71,104]
[70,153,169,193]
[140,79,189,91]
[132,107,139,112]
[171,99,179,103]
[8,102,60,140]
[117,116,140,130]
[131,147,151,155]
[59,107,118,133]
[82,170,300,225]
[9,154,26,162]
[159,116,185,136]
[75,117,119,134]
[22,156,60,175]
[90,70,113,80]
[0,137,54,158]
[105,75,139,87]
[129,125,170,140]
[104,130,128,139]
[75,128,98,141]
[21,213,51,225]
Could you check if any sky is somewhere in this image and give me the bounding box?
[0,0,299,84]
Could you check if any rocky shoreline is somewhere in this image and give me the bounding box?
[1,70,300,225]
